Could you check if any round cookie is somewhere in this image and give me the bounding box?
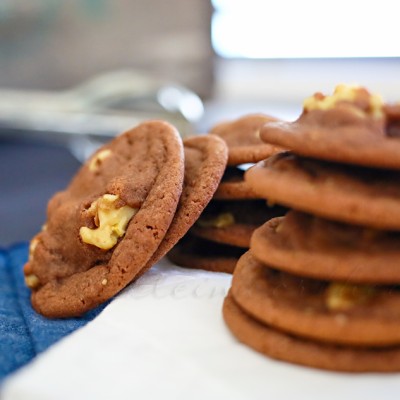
[245,152,400,230]
[251,211,400,283]
[214,167,260,200]
[260,85,400,169]
[231,252,400,347]
[24,121,184,317]
[144,134,228,268]
[191,200,285,248]
[167,235,244,274]
[223,291,400,373]
[210,114,282,166]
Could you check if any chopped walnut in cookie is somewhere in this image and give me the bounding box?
[303,84,384,119]
[80,194,138,250]
[28,236,40,261]
[89,149,112,172]
[25,274,40,289]
[197,212,235,229]
[325,282,376,312]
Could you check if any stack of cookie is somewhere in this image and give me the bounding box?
[168,114,285,273]
[223,85,400,372]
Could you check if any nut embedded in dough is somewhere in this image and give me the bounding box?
[25,274,40,289]
[80,194,138,250]
[325,282,376,311]
[303,84,384,119]
[88,149,112,172]
[197,212,235,229]
[28,237,40,261]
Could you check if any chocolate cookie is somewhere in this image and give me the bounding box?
[24,121,184,317]
[260,85,400,169]
[213,167,260,200]
[245,152,400,230]
[191,200,285,248]
[251,211,400,283]
[167,235,245,274]
[145,134,228,267]
[210,114,282,166]
[231,252,400,347]
[223,291,400,372]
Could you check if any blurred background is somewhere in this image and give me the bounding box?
[1,0,400,244]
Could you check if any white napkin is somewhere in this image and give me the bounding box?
[2,259,400,400]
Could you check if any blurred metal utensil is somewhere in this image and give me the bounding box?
[0,70,204,160]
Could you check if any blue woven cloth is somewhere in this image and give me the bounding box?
[0,243,107,383]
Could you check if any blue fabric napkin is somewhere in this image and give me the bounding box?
[0,243,107,383]
[0,246,33,381]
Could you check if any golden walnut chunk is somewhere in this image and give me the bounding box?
[89,149,112,172]
[197,212,235,229]
[303,84,384,119]
[80,194,138,250]
[25,274,40,289]
[325,282,376,312]
[28,236,40,261]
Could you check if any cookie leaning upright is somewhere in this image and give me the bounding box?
[24,121,184,318]
[146,134,228,266]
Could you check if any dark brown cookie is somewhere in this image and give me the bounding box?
[167,235,244,274]
[144,134,228,268]
[223,291,400,373]
[260,85,400,169]
[24,121,184,317]
[245,152,400,230]
[231,252,400,347]
[213,167,260,200]
[191,200,285,248]
[210,114,282,166]
[251,211,400,284]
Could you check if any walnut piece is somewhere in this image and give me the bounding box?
[80,194,137,250]
[89,149,112,172]
[197,212,235,228]
[25,274,40,289]
[303,84,383,119]
[325,282,376,311]
[28,237,40,261]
